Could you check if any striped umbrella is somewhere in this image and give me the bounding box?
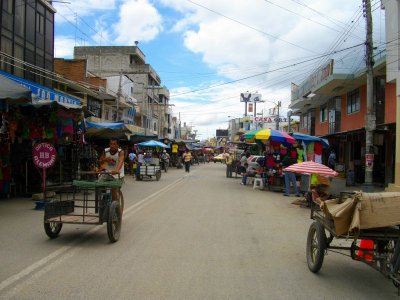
[283,161,339,177]
[243,128,296,144]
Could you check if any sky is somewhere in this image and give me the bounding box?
[53,0,386,140]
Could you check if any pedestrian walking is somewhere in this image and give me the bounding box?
[328,149,336,170]
[182,150,192,172]
[128,150,137,176]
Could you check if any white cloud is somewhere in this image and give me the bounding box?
[54,36,76,58]
[53,0,117,21]
[112,0,163,44]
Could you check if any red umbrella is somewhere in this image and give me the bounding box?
[283,161,339,177]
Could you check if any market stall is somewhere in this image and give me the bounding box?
[243,128,296,191]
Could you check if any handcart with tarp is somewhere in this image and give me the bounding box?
[306,191,400,293]
[43,172,124,243]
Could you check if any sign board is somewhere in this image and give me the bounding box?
[365,153,374,171]
[240,93,262,102]
[0,70,81,108]
[254,116,289,123]
[32,142,57,169]
[290,59,334,100]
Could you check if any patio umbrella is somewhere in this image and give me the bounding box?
[136,140,169,148]
[283,161,339,177]
[244,128,295,144]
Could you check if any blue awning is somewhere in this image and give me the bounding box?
[0,71,81,109]
[85,121,126,129]
[85,120,132,140]
[292,132,329,148]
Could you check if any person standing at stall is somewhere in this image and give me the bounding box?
[136,150,145,178]
[282,155,300,197]
[182,150,192,172]
[225,152,233,178]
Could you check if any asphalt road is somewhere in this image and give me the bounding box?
[0,162,398,299]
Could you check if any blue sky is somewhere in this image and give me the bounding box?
[53,0,386,140]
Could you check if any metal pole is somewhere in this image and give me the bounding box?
[364,0,375,186]
[116,71,122,120]
[276,101,281,130]
[179,112,181,139]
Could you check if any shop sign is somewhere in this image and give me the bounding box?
[254,116,288,123]
[365,153,374,171]
[32,142,57,169]
[0,70,81,108]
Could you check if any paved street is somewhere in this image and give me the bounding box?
[0,163,398,299]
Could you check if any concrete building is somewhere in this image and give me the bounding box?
[73,45,172,138]
[383,0,400,191]
[0,0,56,87]
[290,56,396,187]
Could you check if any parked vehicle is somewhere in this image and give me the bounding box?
[247,155,264,169]
[212,154,225,163]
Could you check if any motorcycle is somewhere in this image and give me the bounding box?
[160,158,169,173]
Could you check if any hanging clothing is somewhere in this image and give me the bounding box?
[314,142,323,155]
[297,148,304,163]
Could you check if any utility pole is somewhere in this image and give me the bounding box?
[116,71,122,121]
[364,0,375,187]
[179,112,181,139]
[287,110,292,133]
[275,101,281,130]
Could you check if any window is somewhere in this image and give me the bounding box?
[1,36,12,73]
[320,105,327,122]
[2,0,12,13]
[347,89,360,114]
[14,44,24,77]
[36,13,45,35]
[301,113,308,129]
[87,98,102,118]
[15,0,25,37]
[26,5,35,44]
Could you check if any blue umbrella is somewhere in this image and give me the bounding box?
[291,132,329,148]
[137,140,169,148]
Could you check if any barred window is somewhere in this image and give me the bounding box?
[347,89,360,114]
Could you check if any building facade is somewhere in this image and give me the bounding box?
[0,0,55,86]
[290,56,396,187]
[73,46,172,138]
[383,0,400,191]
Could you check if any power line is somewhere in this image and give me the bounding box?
[186,0,321,55]
[171,43,364,97]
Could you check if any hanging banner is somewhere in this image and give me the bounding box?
[248,103,253,113]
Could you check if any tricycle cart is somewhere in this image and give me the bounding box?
[306,192,400,292]
[137,164,161,181]
[43,173,124,243]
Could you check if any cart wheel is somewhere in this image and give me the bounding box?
[44,222,62,239]
[156,170,161,181]
[306,221,327,273]
[107,201,122,243]
[117,190,124,214]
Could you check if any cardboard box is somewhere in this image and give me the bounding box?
[354,192,400,230]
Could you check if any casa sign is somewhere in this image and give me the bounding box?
[254,117,289,123]
[32,142,57,169]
